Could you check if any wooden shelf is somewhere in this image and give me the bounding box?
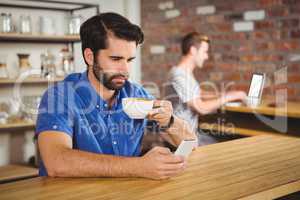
[0,33,80,43]
[0,77,64,85]
[0,121,35,131]
[0,1,99,13]
[199,123,281,136]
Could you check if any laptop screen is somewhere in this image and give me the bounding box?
[248,73,265,98]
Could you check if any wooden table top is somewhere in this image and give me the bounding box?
[0,165,38,183]
[0,135,300,200]
[224,100,300,118]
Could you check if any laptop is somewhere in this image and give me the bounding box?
[226,73,266,107]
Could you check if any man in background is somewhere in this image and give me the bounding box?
[165,32,247,145]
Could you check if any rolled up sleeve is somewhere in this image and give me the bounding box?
[35,85,74,138]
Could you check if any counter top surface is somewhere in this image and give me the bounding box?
[0,135,300,200]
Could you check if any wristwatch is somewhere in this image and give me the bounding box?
[159,115,175,131]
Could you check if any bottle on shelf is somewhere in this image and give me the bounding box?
[40,50,56,79]
[0,54,9,79]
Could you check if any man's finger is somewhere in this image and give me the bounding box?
[148,108,165,118]
[148,114,166,120]
[161,162,185,171]
[161,155,185,164]
[153,100,162,108]
[153,147,171,155]
[162,167,185,177]
[153,100,171,109]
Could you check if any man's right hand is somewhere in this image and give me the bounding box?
[137,146,187,180]
[224,91,247,103]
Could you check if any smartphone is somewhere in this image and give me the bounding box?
[174,139,197,158]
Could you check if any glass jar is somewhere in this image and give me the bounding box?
[59,47,74,75]
[68,15,82,35]
[17,53,31,75]
[19,15,32,34]
[39,16,55,35]
[21,95,41,122]
[0,13,4,33]
[0,13,13,33]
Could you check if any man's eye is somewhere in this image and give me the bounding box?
[111,57,120,61]
[128,58,135,63]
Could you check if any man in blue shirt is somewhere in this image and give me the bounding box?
[36,12,196,180]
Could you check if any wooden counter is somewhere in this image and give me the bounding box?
[223,100,300,119]
[199,100,300,137]
[0,135,299,199]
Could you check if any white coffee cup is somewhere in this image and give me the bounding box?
[122,98,154,119]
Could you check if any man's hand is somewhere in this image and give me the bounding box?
[147,100,173,127]
[147,100,197,147]
[224,91,247,102]
[138,146,187,180]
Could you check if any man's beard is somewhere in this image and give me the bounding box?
[92,62,129,91]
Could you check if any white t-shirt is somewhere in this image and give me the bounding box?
[166,67,200,132]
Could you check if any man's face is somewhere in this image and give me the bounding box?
[93,35,137,90]
[195,42,209,68]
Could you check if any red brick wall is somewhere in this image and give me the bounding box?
[141,0,300,101]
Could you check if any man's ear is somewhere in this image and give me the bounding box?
[83,48,94,66]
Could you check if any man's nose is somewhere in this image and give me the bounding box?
[118,60,130,71]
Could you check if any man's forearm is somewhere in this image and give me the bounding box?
[196,94,242,114]
[197,98,223,115]
[46,147,142,178]
[200,91,218,100]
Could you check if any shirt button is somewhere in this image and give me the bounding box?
[53,125,58,129]
[96,105,99,108]
[113,141,117,145]
[104,103,107,107]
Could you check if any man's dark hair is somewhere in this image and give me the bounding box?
[181,32,210,55]
[80,12,144,65]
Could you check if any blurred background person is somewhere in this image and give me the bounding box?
[165,32,247,146]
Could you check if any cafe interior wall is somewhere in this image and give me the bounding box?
[141,0,300,101]
[0,0,141,166]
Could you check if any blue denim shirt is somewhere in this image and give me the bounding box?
[36,71,152,176]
